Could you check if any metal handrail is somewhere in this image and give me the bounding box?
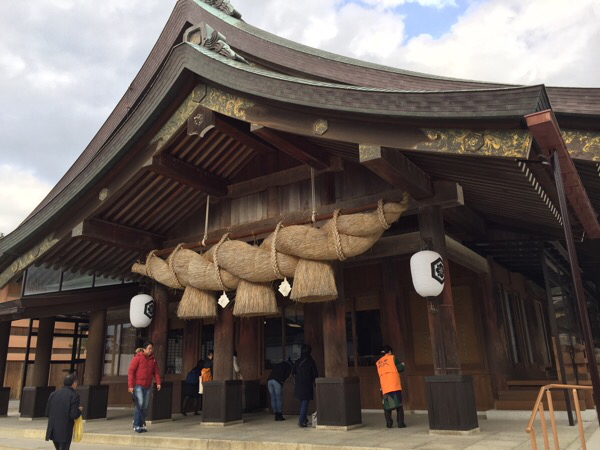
[526,384,593,450]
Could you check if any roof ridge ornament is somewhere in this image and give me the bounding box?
[184,23,249,65]
[200,0,242,19]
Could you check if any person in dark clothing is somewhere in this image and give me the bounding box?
[267,358,293,421]
[182,359,203,416]
[45,372,82,450]
[292,344,318,428]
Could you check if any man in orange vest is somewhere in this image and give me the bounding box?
[376,345,406,428]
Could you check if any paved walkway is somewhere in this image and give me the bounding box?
[0,407,596,449]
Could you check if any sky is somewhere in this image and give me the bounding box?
[1,0,599,236]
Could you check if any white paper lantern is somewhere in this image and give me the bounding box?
[410,250,445,297]
[130,294,155,328]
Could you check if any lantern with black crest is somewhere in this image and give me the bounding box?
[410,250,445,297]
[130,293,155,328]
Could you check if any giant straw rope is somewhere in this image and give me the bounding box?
[132,198,407,317]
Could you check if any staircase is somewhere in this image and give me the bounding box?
[495,343,596,411]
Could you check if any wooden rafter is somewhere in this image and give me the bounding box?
[71,219,163,252]
[187,106,274,154]
[250,125,330,170]
[227,158,343,198]
[144,153,228,197]
[525,110,600,239]
[359,145,433,199]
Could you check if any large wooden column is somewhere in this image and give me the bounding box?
[147,284,172,423]
[322,265,348,378]
[304,304,325,376]
[183,320,202,375]
[0,321,10,385]
[237,317,260,380]
[84,310,106,386]
[213,307,234,380]
[202,306,242,424]
[32,318,54,387]
[237,317,261,411]
[150,284,169,376]
[418,205,478,433]
[80,309,109,421]
[317,263,362,429]
[21,318,56,419]
[0,321,11,416]
[418,205,461,375]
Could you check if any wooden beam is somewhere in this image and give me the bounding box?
[347,232,421,264]
[526,110,600,239]
[445,236,490,274]
[187,106,274,154]
[443,206,487,240]
[72,219,163,251]
[214,113,274,154]
[145,153,228,197]
[250,125,330,170]
[359,145,433,199]
[162,181,464,251]
[227,158,343,198]
[346,231,489,274]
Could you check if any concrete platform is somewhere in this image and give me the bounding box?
[0,407,597,449]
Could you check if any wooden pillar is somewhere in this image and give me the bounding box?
[418,206,478,432]
[304,303,324,377]
[477,262,510,397]
[183,320,202,375]
[418,205,461,375]
[213,307,234,380]
[380,262,406,362]
[0,321,11,385]
[32,318,55,387]
[322,263,347,378]
[237,317,260,380]
[150,283,169,377]
[84,310,106,386]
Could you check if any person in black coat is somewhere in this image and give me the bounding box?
[181,359,203,416]
[45,373,82,450]
[292,344,318,428]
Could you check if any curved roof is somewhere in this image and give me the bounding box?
[0,0,598,285]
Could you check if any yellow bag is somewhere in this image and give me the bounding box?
[73,416,83,443]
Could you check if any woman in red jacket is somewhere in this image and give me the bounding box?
[128,341,161,433]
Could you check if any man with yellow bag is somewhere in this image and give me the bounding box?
[376,345,406,428]
[45,373,82,449]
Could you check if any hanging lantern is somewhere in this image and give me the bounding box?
[410,250,445,297]
[130,294,155,328]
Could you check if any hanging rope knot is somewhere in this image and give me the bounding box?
[271,222,284,279]
[145,250,157,279]
[213,233,230,292]
[167,244,185,289]
[332,209,347,261]
[201,195,211,247]
[310,167,317,224]
[377,199,391,230]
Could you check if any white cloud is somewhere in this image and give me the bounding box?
[0,165,52,235]
[1,0,600,239]
[362,0,457,9]
[236,0,600,87]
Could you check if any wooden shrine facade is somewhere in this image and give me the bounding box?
[1,0,600,430]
